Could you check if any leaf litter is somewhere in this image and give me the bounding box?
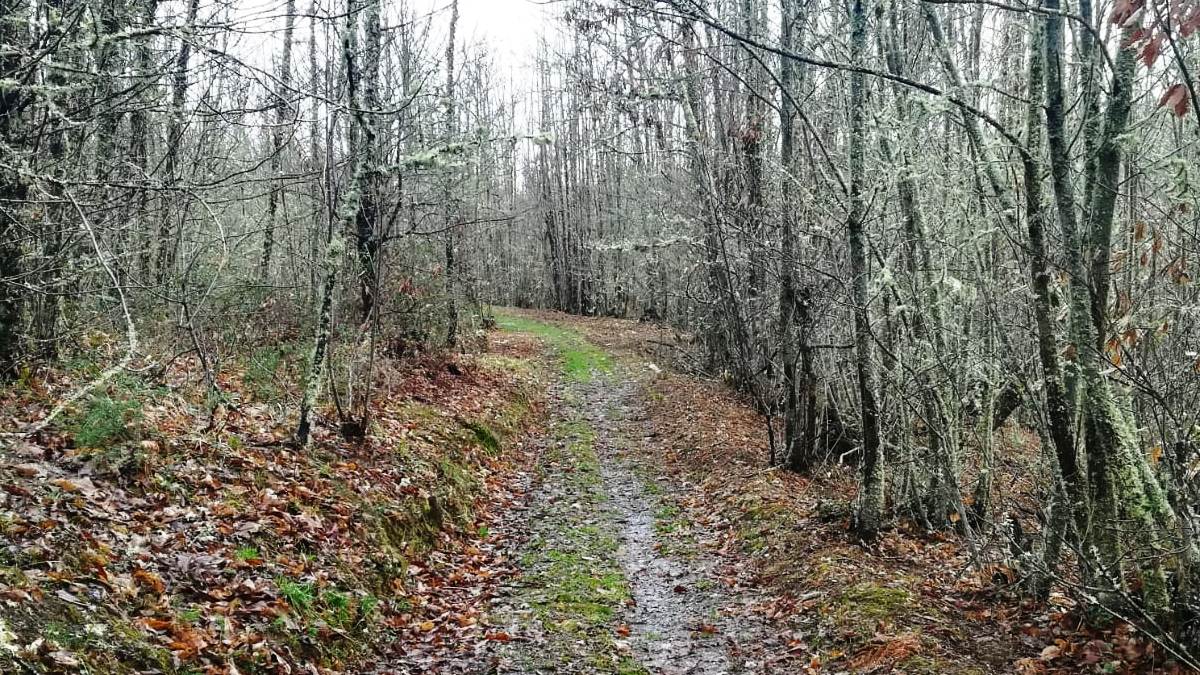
[2,310,1190,674]
[0,330,549,674]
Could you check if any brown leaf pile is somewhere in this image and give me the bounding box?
[0,331,548,673]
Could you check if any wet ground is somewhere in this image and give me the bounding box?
[486,359,771,675]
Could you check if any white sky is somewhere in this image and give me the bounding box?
[218,0,557,72]
[408,0,560,132]
[426,0,554,64]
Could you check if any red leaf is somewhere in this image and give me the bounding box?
[1159,83,1191,117]
[1182,11,1200,37]
[1110,0,1145,25]
[1141,36,1163,66]
[1124,26,1150,45]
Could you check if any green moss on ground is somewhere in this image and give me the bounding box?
[499,418,646,674]
[493,311,612,381]
[837,582,911,623]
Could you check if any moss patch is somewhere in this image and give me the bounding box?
[494,311,612,381]
[838,582,911,622]
[497,417,646,674]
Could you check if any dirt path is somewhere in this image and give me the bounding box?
[485,316,773,674]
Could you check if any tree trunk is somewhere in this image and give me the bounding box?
[0,0,28,376]
[157,0,199,283]
[296,0,373,446]
[443,0,460,346]
[261,0,297,280]
[848,0,884,540]
[355,0,381,322]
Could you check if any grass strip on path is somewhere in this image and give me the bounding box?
[488,314,644,674]
[493,309,612,382]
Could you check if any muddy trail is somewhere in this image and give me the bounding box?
[484,316,780,674]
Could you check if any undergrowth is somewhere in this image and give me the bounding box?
[0,342,543,674]
[69,395,142,448]
[243,342,303,400]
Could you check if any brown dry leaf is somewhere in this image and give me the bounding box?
[12,463,45,478]
[168,626,208,660]
[133,569,166,595]
[47,650,82,668]
[50,478,79,492]
[848,633,921,670]
[1014,657,1047,674]
[139,618,174,633]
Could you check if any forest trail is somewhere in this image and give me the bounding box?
[470,310,1048,675]
[486,312,775,674]
[0,304,1146,674]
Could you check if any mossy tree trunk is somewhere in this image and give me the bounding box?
[296,0,377,446]
[443,0,461,347]
[847,0,885,541]
[779,0,807,471]
[1041,2,1175,611]
[356,0,382,323]
[0,0,29,377]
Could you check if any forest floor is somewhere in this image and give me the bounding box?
[474,310,1183,675]
[0,309,1185,674]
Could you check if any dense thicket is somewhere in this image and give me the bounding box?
[5,0,1200,661]
[0,0,521,438]
[480,0,1200,659]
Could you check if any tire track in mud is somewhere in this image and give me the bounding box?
[587,377,743,675]
[488,351,770,675]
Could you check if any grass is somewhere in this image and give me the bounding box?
[464,420,502,455]
[277,578,316,612]
[234,546,261,562]
[539,543,629,625]
[70,395,142,448]
[505,417,647,674]
[654,503,682,534]
[493,311,612,381]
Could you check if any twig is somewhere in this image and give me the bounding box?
[9,189,139,436]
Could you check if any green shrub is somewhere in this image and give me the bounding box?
[244,344,298,399]
[70,396,141,448]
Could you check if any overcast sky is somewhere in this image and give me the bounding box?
[427,0,554,63]
[205,0,560,133]
[221,0,558,70]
